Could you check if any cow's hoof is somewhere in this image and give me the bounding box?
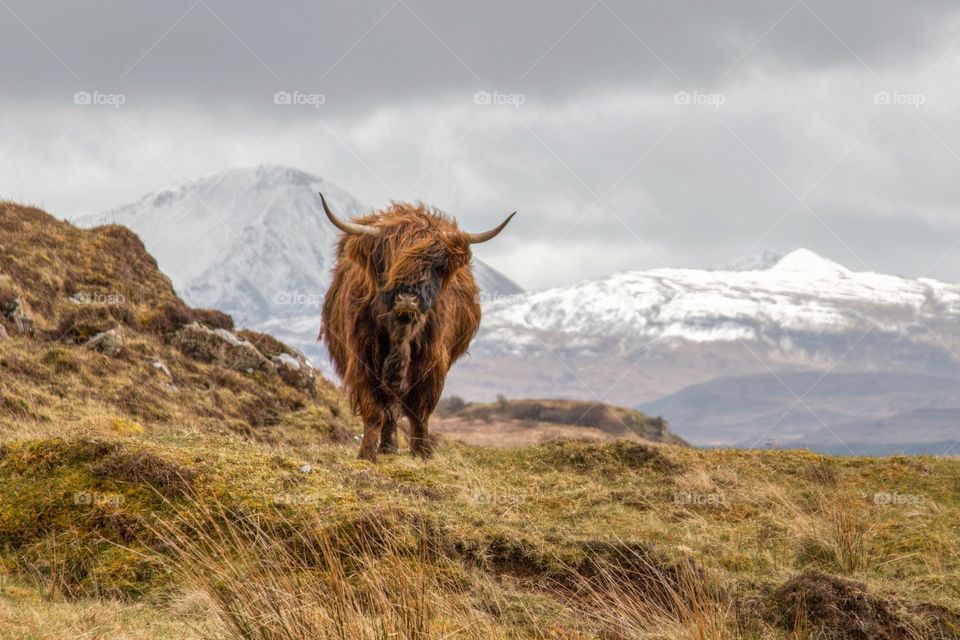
[357,448,377,463]
[378,442,399,454]
[411,442,433,459]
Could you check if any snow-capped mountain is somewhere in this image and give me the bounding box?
[473,248,960,356]
[74,165,522,362]
[443,249,960,452]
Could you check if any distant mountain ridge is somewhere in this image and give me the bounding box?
[472,248,959,356]
[443,249,960,453]
[639,370,960,454]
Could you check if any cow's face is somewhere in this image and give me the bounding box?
[380,248,452,324]
[320,193,515,324]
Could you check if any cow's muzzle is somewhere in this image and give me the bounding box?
[393,292,421,323]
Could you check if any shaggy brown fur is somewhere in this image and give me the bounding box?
[321,203,482,461]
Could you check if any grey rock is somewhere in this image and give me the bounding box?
[151,359,172,377]
[272,351,316,389]
[84,328,124,357]
[1,298,34,335]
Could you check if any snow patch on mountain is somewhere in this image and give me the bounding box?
[770,248,850,274]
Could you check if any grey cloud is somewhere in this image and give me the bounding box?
[3,1,960,290]
[1,0,958,116]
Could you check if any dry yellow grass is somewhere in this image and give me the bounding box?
[0,576,210,640]
[1,426,958,639]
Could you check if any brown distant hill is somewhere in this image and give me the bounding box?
[432,396,688,447]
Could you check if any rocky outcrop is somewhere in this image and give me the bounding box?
[171,322,317,390]
[172,322,272,373]
[272,351,316,390]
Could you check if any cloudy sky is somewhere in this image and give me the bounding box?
[3,0,960,289]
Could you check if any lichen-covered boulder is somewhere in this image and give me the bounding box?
[84,327,125,358]
[172,322,271,373]
[272,351,316,389]
[1,297,34,335]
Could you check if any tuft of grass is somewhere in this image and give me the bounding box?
[568,551,743,640]
[156,498,508,640]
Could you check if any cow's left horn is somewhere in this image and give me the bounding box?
[319,193,381,237]
[467,212,516,244]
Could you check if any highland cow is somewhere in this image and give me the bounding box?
[319,194,515,461]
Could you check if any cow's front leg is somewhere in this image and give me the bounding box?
[406,412,432,458]
[357,396,387,462]
[401,369,444,458]
[378,406,399,454]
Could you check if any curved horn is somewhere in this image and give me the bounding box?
[318,192,381,237]
[468,211,516,244]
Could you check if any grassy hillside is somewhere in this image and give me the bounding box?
[1,201,959,639]
[0,201,353,446]
[2,432,958,638]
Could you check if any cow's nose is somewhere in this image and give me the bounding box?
[395,293,419,309]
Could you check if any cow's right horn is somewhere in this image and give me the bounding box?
[319,193,381,237]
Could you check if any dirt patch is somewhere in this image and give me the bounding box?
[460,532,557,581]
[909,603,960,640]
[574,540,706,610]
[90,449,196,498]
[771,570,916,639]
